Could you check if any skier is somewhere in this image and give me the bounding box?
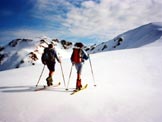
[71,42,89,90]
[42,44,61,86]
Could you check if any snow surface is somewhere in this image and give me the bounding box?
[1,22,162,122]
[0,42,162,122]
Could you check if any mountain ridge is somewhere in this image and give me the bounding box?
[1,22,162,71]
[88,22,162,53]
[0,37,73,71]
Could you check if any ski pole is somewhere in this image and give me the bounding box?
[60,63,66,87]
[89,55,96,86]
[36,65,45,87]
[66,64,73,90]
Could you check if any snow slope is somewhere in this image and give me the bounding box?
[0,43,162,122]
[0,37,72,71]
[89,22,162,53]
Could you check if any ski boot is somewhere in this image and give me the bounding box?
[76,79,82,90]
[46,76,53,86]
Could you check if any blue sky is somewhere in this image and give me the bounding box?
[0,0,162,45]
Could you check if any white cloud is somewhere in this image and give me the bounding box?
[32,0,73,22]
[1,0,162,45]
[0,29,55,42]
[0,27,70,44]
[8,29,45,39]
[63,0,162,41]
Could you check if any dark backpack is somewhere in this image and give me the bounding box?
[41,48,55,64]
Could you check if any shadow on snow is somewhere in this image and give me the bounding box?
[0,85,74,93]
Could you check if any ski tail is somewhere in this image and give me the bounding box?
[35,82,61,91]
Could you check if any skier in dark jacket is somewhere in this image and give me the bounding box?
[71,42,89,90]
[42,44,61,86]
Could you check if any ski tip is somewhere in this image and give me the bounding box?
[70,84,88,95]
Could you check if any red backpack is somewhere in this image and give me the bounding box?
[71,48,82,63]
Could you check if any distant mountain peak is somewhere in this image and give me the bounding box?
[88,22,162,54]
[0,37,73,71]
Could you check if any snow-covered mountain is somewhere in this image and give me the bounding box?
[0,37,73,71]
[88,22,162,53]
[0,38,162,122]
[1,22,162,71]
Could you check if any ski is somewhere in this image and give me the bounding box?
[35,82,61,91]
[70,84,88,95]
